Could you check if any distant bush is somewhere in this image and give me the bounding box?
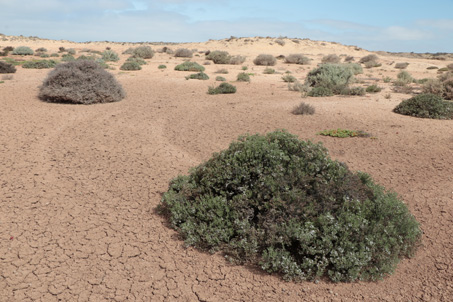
[175,61,205,72]
[39,60,125,104]
[344,56,355,62]
[40,53,50,58]
[292,102,315,115]
[208,82,237,94]
[305,63,356,95]
[50,53,59,57]
[394,71,414,86]
[364,61,382,68]
[120,61,141,71]
[366,84,382,93]
[175,48,193,58]
[126,56,147,65]
[236,72,250,82]
[395,62,409,69]
[158,64,167,69]
[359,54,379,64]
[288,81,309,93]
[0,61,16,73]
[185,72,209,80]
[206,51,230,64]
[67,48,76,55]
[322,54,341,64]
[318,129,371,138]
[215,76,226,81]
[215,68,229,74]
[35,47,47,53]
[447,63,453,70]
[345,63,363,75]
[229,55,246,65]
[274,39,285,46]
[102,50,120,62]
[253,54,276,66]
[393,94,453,119]
[133,46,154,59]
[285,54,310,65]
[341,86,366,96]
[12,46,34,56]
[427,66,438,70]
[263,68,275,74]
[282,74,296,83]
[22,59,58,69]
[160,130,421,282]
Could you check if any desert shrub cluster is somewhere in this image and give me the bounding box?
[175,61,205,72]
[422,72,453,100]
[39,60,125,104]
[305,63,359,96]
[395,62,409,69]
[322,54,341,64]
[285,54,310,65]
[22,59,58,69]
[120,61,141,71]
[175,48,193,58]
[253,54,276,66]
[208,82,236,94]
[126,57,147,66]
[0,61,16,73]
[393,94,453,119]
[132,46,154,59]
[236,72,250,82]
[161,130,421,282]
[185,72,209,80]
[102,50,120,62]
[291,102,315,115]
[12,46,34,56]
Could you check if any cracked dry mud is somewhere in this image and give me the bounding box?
[1,38,453,301]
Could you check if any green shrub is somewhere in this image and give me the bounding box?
[0,61,16,73]
[126,56,147,65]
[215,76,226,81]
[341,86,366,96]
[394,71,414,86]
[186,72,209,80]
[285,54,310,65]
[161,130,421,282]
[133,46,154,59]
[438,67,448,72]
[175,61,205,72]
[39,60,125,104]
[236,72,250,82]
[282,74,296,83]
[12,46,34,56]
[120,61,141,71]
[322,54,341,64]
[61,54,75,62]
[253,54,276,66]
[206,51,231,64]
[50,53,59,58]
[383,76,392,83]
[318,129,371,138]
[345,63,363,75]
[305,63,355,94]
[308,86,334,97]
[364,61,381,68]
[22,59,58,69]
[241,66,248,71]
[102,50,120,62]
[39,53,50,58]
[175,48,193,58]
[366,84,382,93]
[395,62,409,69]
[344,56,355,62]
[291,102,315,115]
[208,82,237,94]
[67,48,76,55]
[393,94,453,119]
[35,47,47,53]
[158,64,167,69]
[263,68,275,74]
[229,55,246,65]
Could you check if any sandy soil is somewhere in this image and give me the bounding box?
[0,36,452,301]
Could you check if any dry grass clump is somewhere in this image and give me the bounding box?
[395,62,409,69]
[253,54,276,66]
[229,55,246,65]
[0,61,16,73]
[359,54,380,68]
[292,102,315,115]
[422,72,453,100]
[175,48,193,58]
[285,54,310,65]
[208,82,237,94]
[274,39,285,46]
[236,72,250,82]
[322,54,341,64]
[39,60,125,104]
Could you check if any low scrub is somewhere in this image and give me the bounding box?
[208,82,236,94]
[120,61,141,71]
[393,94,453,119]
[236,72,250,82]
[39,60,125,104]
[285,54,310,65]
[175,61,205,72]
[395,62,409,69]
[318,129,371,138]
[175,48,193,58]
[215,76,226,81]
[186,72,209,80]
[322,54,341,64]
[12,46,34,56]
[0,61,16,73]
[263,68,275,74]
[291,102,315,115]
[132,46,154,59]
[102,50,120,62]
[160,130,421,282]
[126,57,147,65]
[22,60,58,69]
[422,72,453,100]
[366,84,382,93]
[253,54,276,66]
[206,51,230,64]
[229,55,246,65]
[305,63,356,95]
[282,74,296,83]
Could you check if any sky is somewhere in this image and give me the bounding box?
[1,0,452,53]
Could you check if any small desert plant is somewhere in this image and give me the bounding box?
[215,76,226,81]
[206,51,231,64]
[58,47,66,53]
[305,63,355,94]
[364,61,382,68]
[0,61,16,73]
[236,72,250,82]
[50,53,59,57]
[341,86,366,96]
[322,54,341,64]
[241,66,248,71]
[366,84,382,93]
[215,68,229,74]
[383,76,392,83]
[291,102,315,115]
[67,48,76,55]
[393,94,453,119]
[175,48,193,58]
[308,86,333,97]
[359,54,379,64]
[208,82,237,94]
[274,39,285,46]
[253,54,276,66]
[229,55,246,65]
[395,62,409,69]
[288,81,308,93]
[122,47,135,55]
[22,59,58,69]
[39,53,50,58]
[12,46,34,56]
[126,56,147,65]
[394,71,414,86]
[35,47,47,53]
[120,61,141,71]
[422,72,453,100]
[427,66,438,70]
[102,50,120,62]
[344,56,355,62]
[61,54,75,62]
[263,68,275,74]
[39,60,125,104]
[161,130,421,282]
[282,74,296,83]
[345,63,364,75]
[185,72,209,80]
[175,61,205,72]
[285,54,310,65]
[158,64,167,69]
[318,129,371,138]
[133,46,154,59]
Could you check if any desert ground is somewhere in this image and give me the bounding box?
[0,35,452,301]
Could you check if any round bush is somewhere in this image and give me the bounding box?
[174,48,193,58]
[120,61,141,71]
[12,46,34,56]
[39,60,125,104]
[102,50,120,62]
[253,54,276,66]
[206,50,231,64]
[285,54,310,65]
[174,61,205,72]
[132,46,154,59]
[0,61,16,74]
[22,60,58,69]
[305,63,355,94]
[126,56,147,65]
[393,94,453,119]
[161,130,421,282]
[208,82,237,94]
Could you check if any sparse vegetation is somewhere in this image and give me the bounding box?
[291,102,315,115]
[305,63,356,95]
[120,61,142,71]
[0,61,16,73]
[422,72,453,100]
[174,61,205,72]
[318,129,371,138]
[394,71,414,86]
[161,130,421,282]
[126,57,147,65]
[308,86,334,97]
[158,64,167,69]
[236,72,250,82]
[132,46,154,59]
[282,74,296,83]
[395,62,409,69]
[215,68,229,74]
[229,55,246,65]
[263,68,275,74]
[393,94,453,119]
[366,84,382,93]
[285,54,311,65]
[206,51,231,64]
[322,54,341,64]
[215,76,226,81]
[185,72,209,80]
[12,46,34,56]
[175,48,193,58]
[253,54,276,66]
[22,59,58,69]
[208,82,237,94]
[39,60,125,104]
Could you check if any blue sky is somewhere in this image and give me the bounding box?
[1,0,452,52]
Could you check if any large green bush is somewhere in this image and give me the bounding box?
[102,50,120,62]
[393,94,453,119]
[285,54,310,65]
[161,130,421,282]
[39,60,125,104]
[305,63,355,94]
[12,46,34,55]
[206,50,231,64]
